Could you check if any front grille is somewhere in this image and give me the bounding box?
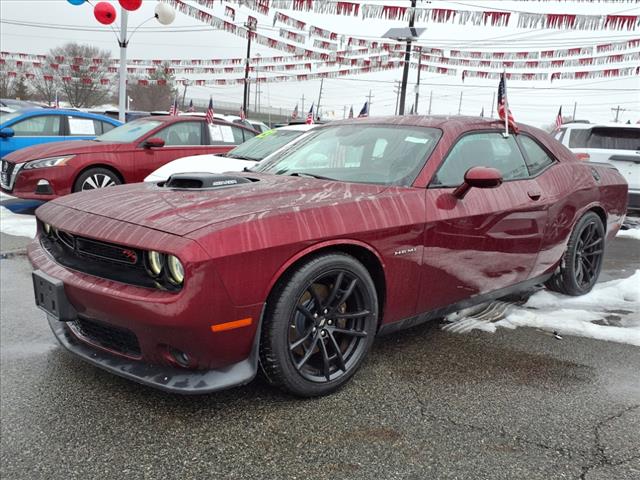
[75,236,139,266]
[1,160,19,190]
[69,317,141,358]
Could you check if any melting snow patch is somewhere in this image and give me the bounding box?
[444,271,640,347]
[0,206,36,238]
[617,228,640,241]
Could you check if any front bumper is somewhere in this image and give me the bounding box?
[47,314,260,394]
[1,163,72,200]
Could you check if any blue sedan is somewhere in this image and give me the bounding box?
[0,109,122,156]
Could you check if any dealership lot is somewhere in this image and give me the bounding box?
[1,230,638,480]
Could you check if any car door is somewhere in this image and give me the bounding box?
[1,114,63,156]
[132,121,214,181]
[417,131,549,313]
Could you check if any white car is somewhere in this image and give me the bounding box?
[144,123,316,183]
[555,122,639,211]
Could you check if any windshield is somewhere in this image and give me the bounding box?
[96,119,162,143]
[227,129,304,161]
[0,112,21,125]
[254,124,441,185]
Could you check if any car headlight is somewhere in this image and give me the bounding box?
[167,255,184,284]
[147,251,164,276]
[23,155,74,170]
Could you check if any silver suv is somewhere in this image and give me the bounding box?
[555,123,639,212]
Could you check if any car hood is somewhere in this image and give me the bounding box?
[42,173,388,236]
[2,140,125,163]
[144,154,255,182]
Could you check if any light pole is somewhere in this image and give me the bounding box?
[254,53,261,113]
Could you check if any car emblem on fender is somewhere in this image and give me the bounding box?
[121,249,137,263]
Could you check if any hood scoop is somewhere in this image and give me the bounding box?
[163,173,256,190]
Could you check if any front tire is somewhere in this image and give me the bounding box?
[260,253,378,397]
[546,211,605,296]
[73,168,121,193]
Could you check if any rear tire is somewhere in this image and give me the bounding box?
[545,211,605,296]
[260,253,378,397]
[73,168,121,193]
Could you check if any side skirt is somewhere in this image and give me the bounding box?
[376,273,552,336]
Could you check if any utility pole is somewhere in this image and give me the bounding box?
[414,46,422,114]
[242,22,254,115]
[181,80,189,110]
[300,94,305,113]
[343,105,346,119]
[458,91,463,115]
[612,105,626,122]
[117,10,129,123]
[398,0,417,115]
[573,101,578,121]
[428,90,432,115]
[316,78,324,120]
[367,89,374,115]
[490,92,496,118]
[394,81,401,115]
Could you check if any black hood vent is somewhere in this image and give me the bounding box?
[164,173,255,190]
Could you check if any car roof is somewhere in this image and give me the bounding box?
[328,115,518,130]
[150,114,254,130]
[3,108,121,123]
[561,122,639,130]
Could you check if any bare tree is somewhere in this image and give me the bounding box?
[0,70,17,99]
[45,43,114,108]
[127,63,176,111]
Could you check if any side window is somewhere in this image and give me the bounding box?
[155,122,203,146]
[231,126,245,144]
[209,124,236,145]
[433,132,529,187]
[11,115,61,136]
[67,116,97,136]
[242,129,257,142]
[519,136,555,176]
[554,128,566,142]
[101,122,116,134]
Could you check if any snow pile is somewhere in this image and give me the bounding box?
[445,271,640,347]
[617,228,640,240]
[0,206,36,238]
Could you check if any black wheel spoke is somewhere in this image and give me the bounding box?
[334,278,358,311]
[587,249,603,256]
[332,327,367,337]
[296,305,315,322]
[289,328,314,351]
[308,285,324,311]
[324,272,344,311]
[327,331,347,372]
[584,238,602,249]
[295,335,319,371]
[335,309,370,319]
[318,338,331,381]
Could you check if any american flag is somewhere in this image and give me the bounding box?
[206,97,215,124]
[188,99,195,113]
[306,102,314,125]
[348,105,354,118]
[555,106,563,130]
[497,72,516,130]
[358,101,369,118]
[291,103,299,119]
[169,96,179,116]
[239,107,246,121]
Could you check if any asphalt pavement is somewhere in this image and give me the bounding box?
[1,233,639,480]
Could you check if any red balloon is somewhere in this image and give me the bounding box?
[118,0,142,11]
[94,2,116,25]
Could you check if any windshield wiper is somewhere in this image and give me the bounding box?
[227,154,255,161]
[289,172,336,181]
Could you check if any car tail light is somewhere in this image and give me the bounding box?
[575,153,590,161]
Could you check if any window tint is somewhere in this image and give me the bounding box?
[68,116,97,136]
[519,136,555,175]
[100,121,116,134]
[155,122,202,146]
[433,132,529,187]
[11,115,61,136]
[242,129,257,141]
[231,126,245,144]
[587,127,639,151]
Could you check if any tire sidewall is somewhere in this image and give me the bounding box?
[562,212,605,295]
[73,167,121,193]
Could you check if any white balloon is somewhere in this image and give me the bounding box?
[154,3,175,25]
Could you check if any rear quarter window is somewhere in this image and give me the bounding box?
[569,127,640,151]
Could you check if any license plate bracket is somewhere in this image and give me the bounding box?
[32,270,77,322]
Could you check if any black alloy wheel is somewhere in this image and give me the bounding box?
[260,253,378,397]
[546,211,605,296]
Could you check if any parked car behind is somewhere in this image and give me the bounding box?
[1,115,256,200]
[145,123,315,182]
[0,98,44,110]
[0,109,122,157]
[555,122,639,211]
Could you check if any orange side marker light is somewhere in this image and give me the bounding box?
[210,317,253,333]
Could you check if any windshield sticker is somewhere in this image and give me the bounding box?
[257,129,276,139]
[404,136,429,144]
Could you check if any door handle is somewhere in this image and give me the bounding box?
[527,191,541,201]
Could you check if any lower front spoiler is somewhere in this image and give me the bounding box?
[47,315,259,394]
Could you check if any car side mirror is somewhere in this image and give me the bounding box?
[0,127,15,138]
[143,137,165,148]
[453,166,503,199]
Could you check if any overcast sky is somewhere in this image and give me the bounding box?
[1,0,638,126]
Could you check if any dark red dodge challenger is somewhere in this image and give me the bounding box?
[29,116,627,397]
